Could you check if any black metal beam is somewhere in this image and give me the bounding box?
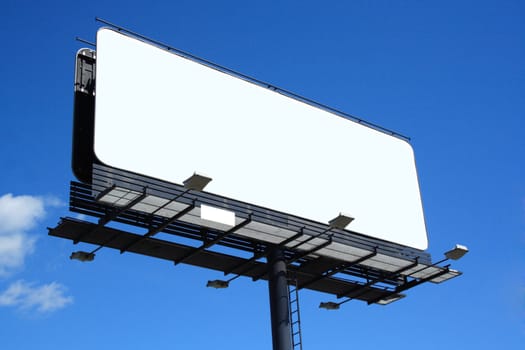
[298,249,378,290]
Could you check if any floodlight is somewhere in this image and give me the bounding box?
[328,213,354,230]
[376,293,406,305]
[319,301,340,310]
[183,173,212,191]
[70,251,95,262]
[444,244,469,260]
[206,280,229,289]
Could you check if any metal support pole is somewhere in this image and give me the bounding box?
[268,248,292,350]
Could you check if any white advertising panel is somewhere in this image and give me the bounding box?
[94,28,429,250]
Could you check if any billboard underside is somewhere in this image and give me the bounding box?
[93,28,429,250]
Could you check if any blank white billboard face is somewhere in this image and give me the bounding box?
[94,28,428,250]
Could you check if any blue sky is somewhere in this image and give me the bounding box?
[1,1,524,349]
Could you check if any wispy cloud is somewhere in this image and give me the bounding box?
[0,280,73,313]
[0,234,36,277]
[43,195,66,208]
[0,193,46,276]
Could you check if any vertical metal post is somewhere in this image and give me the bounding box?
[268,248,292,350]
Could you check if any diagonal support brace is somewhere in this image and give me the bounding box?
[298,248,378,290]
[224,229,305,277]
[337,258,419,299]
[120,202,196,254]
[174,215,252,265]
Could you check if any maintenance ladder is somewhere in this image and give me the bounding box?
[289,279,303,350]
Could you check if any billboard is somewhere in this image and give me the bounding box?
[93,28,428,250]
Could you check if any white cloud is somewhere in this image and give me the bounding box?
[0,194,46,276]
[0,234,36,276]
[0,280,73,313]
[43,195,66,208]
[0,193,45,234]
[0,194,73,314]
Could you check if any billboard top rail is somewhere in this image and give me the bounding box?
[94,17,411,142]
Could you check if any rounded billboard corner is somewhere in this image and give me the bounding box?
[92,144,112,169]
[97,27,126,45]
[96,26,115,36]
[397,136,417,157]
[72,145,106,184]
